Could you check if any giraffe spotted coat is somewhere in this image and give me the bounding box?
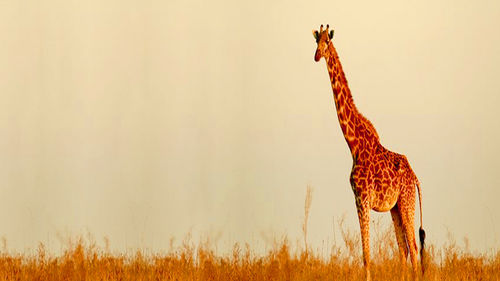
[313,24,425,281]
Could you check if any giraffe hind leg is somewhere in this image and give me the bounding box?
[390,205,408,264]
[399,198,419,278]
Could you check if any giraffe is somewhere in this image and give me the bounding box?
[312,25,426,280]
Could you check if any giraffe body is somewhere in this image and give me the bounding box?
[312,25,426,281]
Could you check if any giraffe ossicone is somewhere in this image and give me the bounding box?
[312,25,426,281]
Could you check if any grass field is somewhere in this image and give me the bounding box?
[1,230,499,280]
[1,188,499,280]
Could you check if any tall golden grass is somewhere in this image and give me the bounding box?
[1,187,499,280]
[1,228,499,280]
[302,185,313,253]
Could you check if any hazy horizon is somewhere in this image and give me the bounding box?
[1,0,500,255]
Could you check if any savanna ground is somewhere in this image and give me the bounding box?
[1,187,499,280]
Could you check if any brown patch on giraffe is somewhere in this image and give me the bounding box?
[360,151,369,160]
[351,138,358,148]
[338,96,344,107]
[388,169,395,178]
[344,106,351,119]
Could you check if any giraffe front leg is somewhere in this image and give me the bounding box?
[355,195,371,281]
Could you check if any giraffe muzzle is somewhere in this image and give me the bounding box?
[314,49,322,62]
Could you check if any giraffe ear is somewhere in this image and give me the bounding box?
[329,30,334,40]
[313,30,319,42]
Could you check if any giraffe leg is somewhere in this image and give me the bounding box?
[390,205,408,264]
[355,195,371,281]
[399,198,419,279]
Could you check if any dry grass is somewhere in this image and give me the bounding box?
[1,187,499,280]
[302,184,313,253]
[1,230,499,281]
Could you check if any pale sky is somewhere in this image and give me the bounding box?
[1,0,500,255]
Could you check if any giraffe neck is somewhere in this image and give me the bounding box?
[324,43,379,157]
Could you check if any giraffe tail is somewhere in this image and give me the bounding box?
[416,181,426,275]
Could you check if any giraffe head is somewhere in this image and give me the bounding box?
[312,24,334,62]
